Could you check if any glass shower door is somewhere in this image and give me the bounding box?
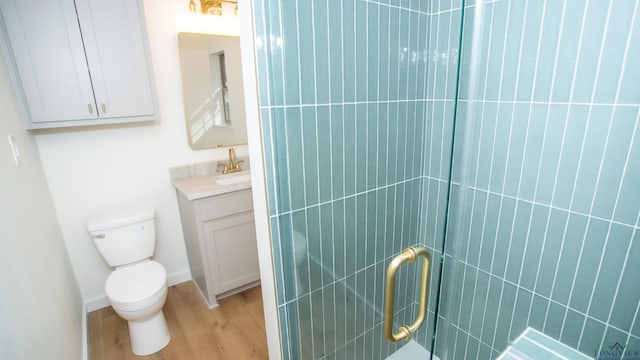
[252,0,640,358]
[437,0,640,359]
[251,0,453,358]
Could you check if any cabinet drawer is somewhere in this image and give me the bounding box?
[198,190,253,220]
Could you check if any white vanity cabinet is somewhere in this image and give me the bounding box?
[177,188,260,308]
[0,0,156,129]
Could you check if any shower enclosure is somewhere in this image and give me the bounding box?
[248,0,640,358]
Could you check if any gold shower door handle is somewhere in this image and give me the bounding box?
[384,246,431,342]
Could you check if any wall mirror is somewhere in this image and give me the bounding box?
[178,33,247,149]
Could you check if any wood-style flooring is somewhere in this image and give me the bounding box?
[88,282,269,359]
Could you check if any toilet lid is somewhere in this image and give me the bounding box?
[105,261,166,304]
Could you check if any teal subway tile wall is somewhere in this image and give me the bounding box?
[254,0,432,358]
[440,0,640,359]
[252,0,640,359]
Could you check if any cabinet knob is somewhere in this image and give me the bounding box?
[88,104,93,114]
[101,104,107,113]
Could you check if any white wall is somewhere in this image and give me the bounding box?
[33,0,247,305]
[0,50,83,359]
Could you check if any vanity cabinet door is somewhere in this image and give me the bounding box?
[0,0,98,123]
[203,212,260,295]
[0,0,156,128]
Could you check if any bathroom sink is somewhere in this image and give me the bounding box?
[213,171,252,186]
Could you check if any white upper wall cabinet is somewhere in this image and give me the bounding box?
[0,0,157,129]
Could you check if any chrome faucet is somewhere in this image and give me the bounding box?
[217,147,244,174]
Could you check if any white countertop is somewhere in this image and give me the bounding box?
[172,171,252,200]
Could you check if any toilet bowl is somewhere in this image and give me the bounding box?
[87,207,171,356]
[105,260,170,355]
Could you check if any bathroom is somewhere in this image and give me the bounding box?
[1,0,639,359]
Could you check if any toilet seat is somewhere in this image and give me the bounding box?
[105,260,166,309]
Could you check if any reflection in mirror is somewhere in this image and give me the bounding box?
[209,50,231,127]
[178,33,248,149]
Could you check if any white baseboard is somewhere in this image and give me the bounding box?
[85,294,110,313]
[167,269,192,287]
[82,301,88,360]
[84,269,191,312]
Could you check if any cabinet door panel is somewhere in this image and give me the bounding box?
[75,0,155,119]
[0,0,97,123]
[204,212,260,294]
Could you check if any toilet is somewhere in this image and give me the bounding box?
[86,207,171,356]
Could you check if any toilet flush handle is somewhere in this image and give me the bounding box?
[93,234,106,239]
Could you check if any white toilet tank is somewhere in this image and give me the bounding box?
[86,207,156,267]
